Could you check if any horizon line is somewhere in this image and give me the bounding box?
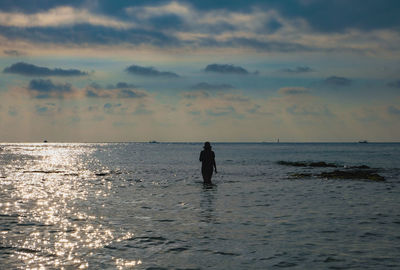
[1,141,399,144]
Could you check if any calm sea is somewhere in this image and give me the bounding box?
[0,143,399,269]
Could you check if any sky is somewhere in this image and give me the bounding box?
[0,0,399,142]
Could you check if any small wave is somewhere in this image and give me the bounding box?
[155,219,174,223]
[166,246,189,253]
[23,170,65,174]
[213,251,240,256]
[128,236,168,244]
[324,257,345,263]
[274,261,298,268]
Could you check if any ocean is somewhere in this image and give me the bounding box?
[0,142,399,269]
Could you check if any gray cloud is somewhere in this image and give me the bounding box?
[226,37,312,53]
[35,105,50,114]
[4,62,88,76]
[1,1,399,34]
[207,106,236,117]
[118,89,146,98]
[218,93,250,102]
[387,80,400,88]
[35,103,57,115]
[323,76,352,86]
[286,104,333,117]
[86,90,110,98]
[3,49,25,56]
[279,87,309,95]
[28,79,72,98]
[280,66,314,73]
[110,82,138,89]
[204,64,252,75]
[191,82,235,91]
[125,64,179,77]
[86,82,147,99]
[103,103,128,115]
[182,91,210,99]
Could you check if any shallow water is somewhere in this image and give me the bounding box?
[0,143,399,269]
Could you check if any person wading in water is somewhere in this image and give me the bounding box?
[199,142,217,184]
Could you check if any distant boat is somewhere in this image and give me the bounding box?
[358,140,368,144]
[149,140,159,144]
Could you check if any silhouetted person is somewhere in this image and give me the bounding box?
[199,142,217,184]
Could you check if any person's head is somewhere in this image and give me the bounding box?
[204,141,211,150]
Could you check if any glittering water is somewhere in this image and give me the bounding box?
[0,143,399,269]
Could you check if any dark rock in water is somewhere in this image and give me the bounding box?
[277,161,307,167]
[319,170,384,181]
[309,161,337,168]
[277,161,337,168]
[349,165,371,169]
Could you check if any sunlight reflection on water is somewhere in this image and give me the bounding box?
[0,144,136,269]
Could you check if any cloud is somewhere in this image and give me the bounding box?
[28,79,72,98]
[103,103,129,115]
[133,104,153,115]
[118,89,147,98]
[109,82,138,89]
[191,82,235,91]
[35,103,58,115]
[0,6,133,29]
[85,89,110,98]
[286,104,333,117]
[3,49,24,56]
[387,80,400,88]
[0,24,180,47]
[8,106,18,116]
[14,80,147,99]
[323,76,352,86]
[207,106,236,117]
[223,38,311,53]
[204,64,252,75]
[280,66,314,73]
[217,93,250,102]
[182,90,210,99]
[388,106,400,115]
[85,82,148,99]
[180,90,260,119]
[0,1,398,55]
[4,62,88,76]
[125,64,179,77]
[279,87,309,95]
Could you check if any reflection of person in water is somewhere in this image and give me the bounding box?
[199,142,217,184]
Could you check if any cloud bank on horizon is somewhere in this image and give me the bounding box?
[0,0,399,142]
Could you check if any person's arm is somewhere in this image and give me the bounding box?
[199,151,203,162]
[213,152,217,173]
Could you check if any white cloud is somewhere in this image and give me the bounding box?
[0,6,133,29]
[126,1,192,19]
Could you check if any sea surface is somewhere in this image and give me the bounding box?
[0,142,399,269]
